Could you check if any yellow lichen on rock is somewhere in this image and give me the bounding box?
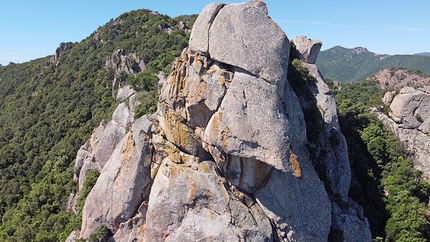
[163,109,200,155]
[209,111,231,149]
[121,133,134,162]
[289,148,301,178]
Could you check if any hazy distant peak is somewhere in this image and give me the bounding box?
[415,52,430,57]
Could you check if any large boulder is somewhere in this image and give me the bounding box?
[206,2,290,83]
[293,36,322,64]
[189,3,225,53]
[390,87,426,119]
[378,85,430,182]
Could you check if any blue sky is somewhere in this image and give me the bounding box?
[1,0,429,65]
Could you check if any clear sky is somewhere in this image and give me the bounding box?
[1,0,429,65]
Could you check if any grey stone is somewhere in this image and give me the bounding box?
[74,2,373,241]
[80,116,153,239]
[419,117,430,134]
[204,71,306,173]
[208,2,290,83]
[144,159,273,242]
[116,85,135,103]
[383,91,396,106]
[189,3,225,53]
[375,109,430,180]
[293,36,323,64]
[331,200,372,242]
[390,88,426,119]
[301,62,351,200]
[400,115,422,129]
[93,120,126,169]
[112,102,133,129]
[255,168,331,241]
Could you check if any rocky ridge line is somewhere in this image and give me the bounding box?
[67,1,372,241]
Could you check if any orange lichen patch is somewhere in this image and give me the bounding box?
[186,176,198,204]
[252,0,262,7]
[198,161,210,173]
[168,54,189,100]
[289,148,302,178]
[168,150,182,164]
[209,111,231,149]
[121,133,134,162]
[164,109,200,154]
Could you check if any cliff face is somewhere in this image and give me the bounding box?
[377,86,430,179]
[68,2,371,241]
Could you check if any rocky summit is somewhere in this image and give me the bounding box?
[68,1,372,241]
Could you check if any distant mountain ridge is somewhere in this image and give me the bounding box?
[316,46,430,83]
[415,52,430,57]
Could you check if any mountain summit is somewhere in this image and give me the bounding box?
[68,1,371,241]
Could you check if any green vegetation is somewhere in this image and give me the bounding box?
[0,9,195,241]
[317,46,430,83]
[88,224,112,242]
[330,79,430,241]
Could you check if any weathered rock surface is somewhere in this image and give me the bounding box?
[377,85,430,180]
[298,62,351,199]
[80,117,152,238]
[105,49,146,95]
[290,48,370,240]
[207,1,289,83]
[390,87,428,120]
[293,36,323,64]
[70,1,371,242]
[374,68,430,90]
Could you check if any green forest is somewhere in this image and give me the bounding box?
[0,10,196,241]
[0,6,429,242]
[317,46,430,83]
[330,78,430,241]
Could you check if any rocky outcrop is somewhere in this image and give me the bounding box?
[291,38,370,241]
[374,68,430,90]
[71,1,371,241]
[105,49,146,95]
[377,85,430,180]
[71,86,139,202]
[293,36,322,64]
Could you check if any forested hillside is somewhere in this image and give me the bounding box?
[317,46,430,83]
[329,76,430,241]
[0,9,196,241]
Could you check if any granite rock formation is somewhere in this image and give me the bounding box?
[376,86,430,180]
[68,1,372,241]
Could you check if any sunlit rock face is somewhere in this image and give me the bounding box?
[377,86,430,181]
[72,1,372,242]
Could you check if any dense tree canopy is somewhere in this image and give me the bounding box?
[0,9,196,241]
[330,77,430,241]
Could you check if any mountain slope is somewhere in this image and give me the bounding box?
[316,46,430,83]
[0,9,196,241]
